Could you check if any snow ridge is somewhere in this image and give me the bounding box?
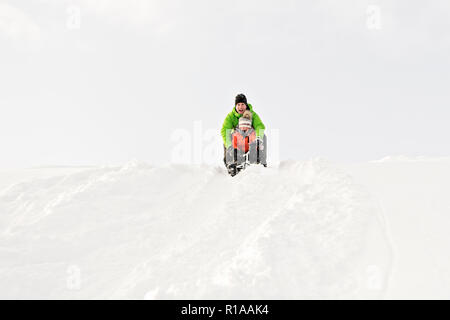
[0,160,392,299]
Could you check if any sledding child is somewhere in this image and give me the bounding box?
[232,110,256,153]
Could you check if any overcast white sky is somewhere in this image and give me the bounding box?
[1,0,449,168]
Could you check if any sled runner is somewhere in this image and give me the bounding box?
[225,132,267,177]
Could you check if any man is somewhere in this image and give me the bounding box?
[221,93,266,175]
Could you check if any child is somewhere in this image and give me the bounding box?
[232,110,256,153]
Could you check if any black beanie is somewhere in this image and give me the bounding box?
[235,93,248,106]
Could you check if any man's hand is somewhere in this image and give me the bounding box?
[256,137,264,150]
[226,146,235,161]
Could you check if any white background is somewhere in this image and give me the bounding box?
[1,0,449,167]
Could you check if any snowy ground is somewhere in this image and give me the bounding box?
[344,159,450,299]
[0,158,448,299]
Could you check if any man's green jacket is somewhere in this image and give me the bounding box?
[221,104,265,148]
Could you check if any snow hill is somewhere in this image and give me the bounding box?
[344,159,450,299]
[0,160,393,299]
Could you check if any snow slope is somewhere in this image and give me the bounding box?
[0,160,391,299]
[345,159,450,299]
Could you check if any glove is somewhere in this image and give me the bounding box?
[226,146,235,162]
[256,137,264,150]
